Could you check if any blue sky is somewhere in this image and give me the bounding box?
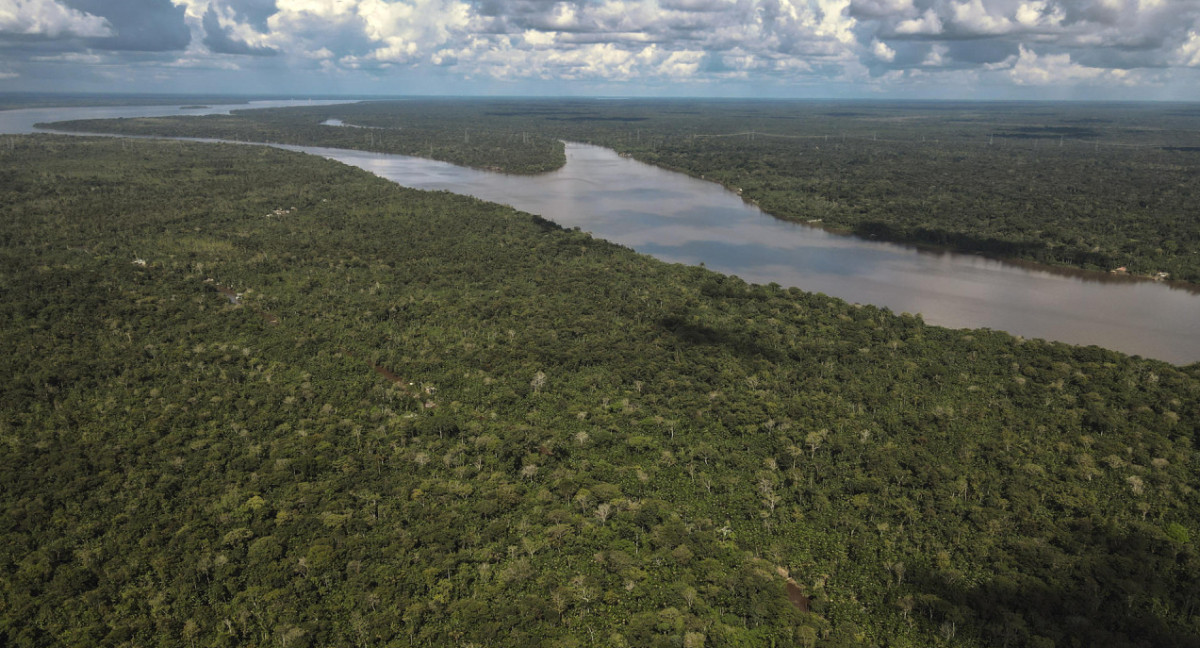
[2,0,1200,99]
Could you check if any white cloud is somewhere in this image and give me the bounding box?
[171,0,210,21]
[984,53,1017,70]
[274,0,359,17]
[1014,0,1064,28]
[659,49,705,76]
[816,0,858,45]
[1007,44,1135,85]
[419,0,871,82]
[435,35,710,82]
[263,0,471,65]
[522,29,556,48]
[871,38,895,61]
[216,7,278,50]
[0,0,112,37]
[179,2,279,55]
[951,0,1011,34]
[359,0,469,49]
[922,43,948,66]
[894,8,943,34]
[5,0,1200,96]
[1178,30,1200,67]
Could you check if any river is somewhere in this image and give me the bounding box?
[4,101,1198,364]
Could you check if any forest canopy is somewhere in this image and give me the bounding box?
[43,99,1200,283]
[1,135,1198,647]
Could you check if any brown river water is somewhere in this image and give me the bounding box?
[5,102,1197,364]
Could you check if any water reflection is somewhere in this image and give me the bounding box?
[7,104,1198,363]
[311,142,1200,364]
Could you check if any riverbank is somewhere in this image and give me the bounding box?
[13,103,1200,362]
[602,136,1200,285]
[624,149,1199,290]
[4,134,1198,647]
[35,99,1200,284]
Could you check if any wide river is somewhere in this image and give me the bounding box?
[4,101,1199,364]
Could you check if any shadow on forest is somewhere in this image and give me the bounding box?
[529,214,564,233]
[909,518,1200,648]
[658,315,781,362]
[851,221,1114,271]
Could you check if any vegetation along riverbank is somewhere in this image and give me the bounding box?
[44,99,1200,283]
[2,135,1198,646]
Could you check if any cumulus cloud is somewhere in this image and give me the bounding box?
[951,0,1012,34]
[225,0,278,29]
[356,0,470,64]
[435,0,868,81]
[61,0,191,51]
[1014,0,1064,28]
[203,5,278,55]
[2,0,1200,96]
[266,0,469,67]
[1006,44,1133,84]
[922,42,947,65]
[852,0,1200,84]
[871,38,895,61]
[1179,30,1200,66]
[894,8,943,34]
[0,0,111,38]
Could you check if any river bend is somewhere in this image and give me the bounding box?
[3,102,1197,364]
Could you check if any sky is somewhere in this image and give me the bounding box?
[1,0,1199,99]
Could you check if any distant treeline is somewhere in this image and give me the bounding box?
[2,135,1198,647]
[44,98,1200,283]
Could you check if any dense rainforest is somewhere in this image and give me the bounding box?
[43,103,565,175]
[2,135,1199,647]
[44,99,1200,282]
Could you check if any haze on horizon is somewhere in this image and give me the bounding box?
[2,0,1199,101]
